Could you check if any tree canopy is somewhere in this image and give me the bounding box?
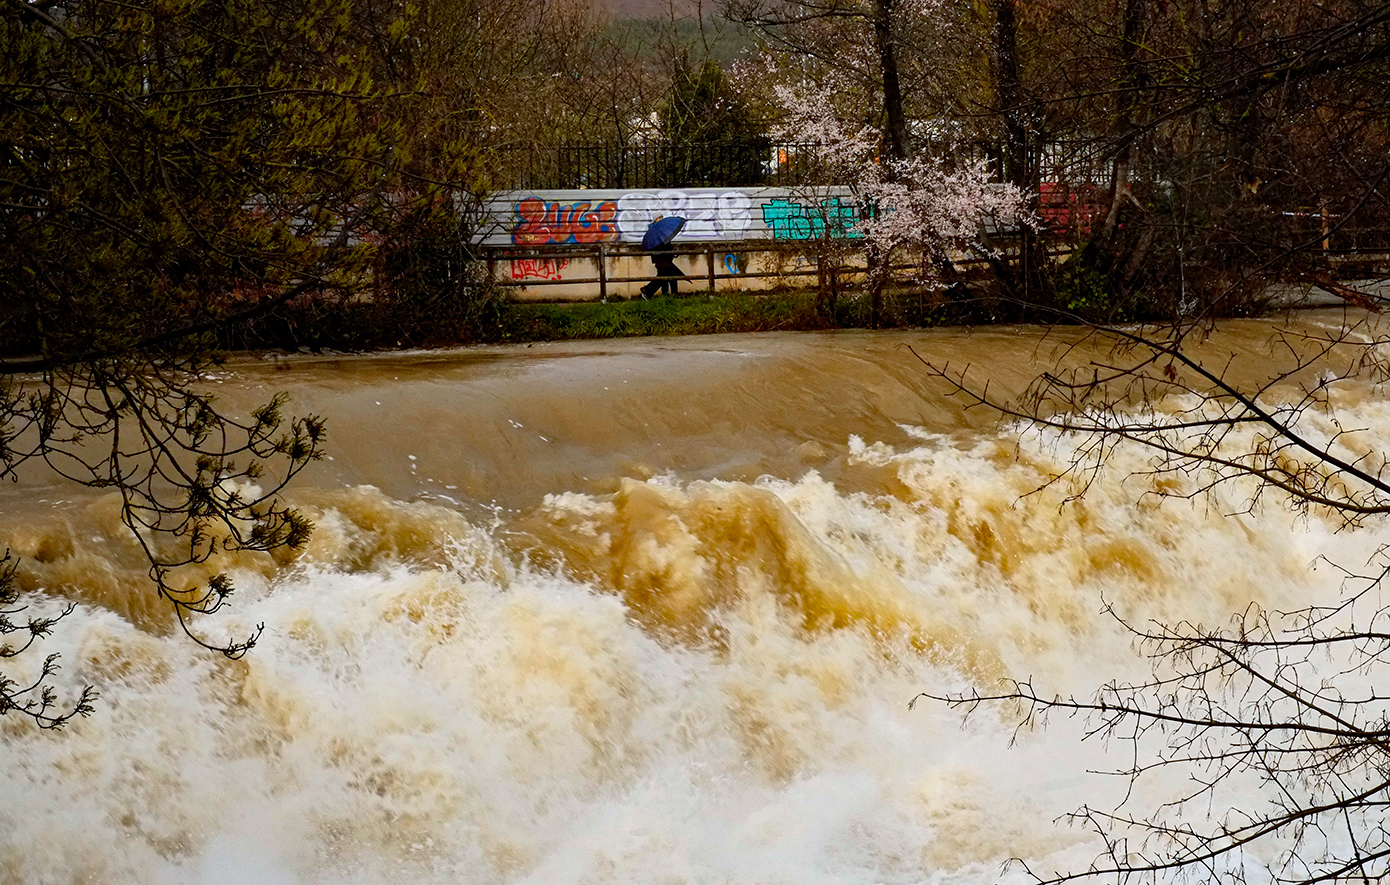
[731,0,1390,320]
[0,0,464,727]
[1,0,413,363]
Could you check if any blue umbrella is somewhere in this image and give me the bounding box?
[641,216,686,251]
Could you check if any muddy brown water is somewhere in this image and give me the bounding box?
[0,309,1383,884]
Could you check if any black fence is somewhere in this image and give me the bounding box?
[489,141,833,191]
[487,139,1092,191]
[483,139,1390,260]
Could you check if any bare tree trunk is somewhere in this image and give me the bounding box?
[867,0,908,329]
[871,0,909,166]
[1093,0,1146,259]
[989,0,1049,309]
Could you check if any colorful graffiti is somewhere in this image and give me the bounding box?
[509,256,571,281]
[760,196,862,240]
[512,197,619,246]
[615,190,753,241]
[487,188,864,246]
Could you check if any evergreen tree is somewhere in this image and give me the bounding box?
[0,0,453,727]
[659,55,768,186]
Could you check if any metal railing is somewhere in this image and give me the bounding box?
[482,232,1390,303]
[482,241,998,301]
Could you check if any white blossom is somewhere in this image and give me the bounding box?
[771,81,1030,269]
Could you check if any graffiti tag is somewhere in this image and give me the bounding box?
[509,256,571,281]
[759,197,863,240]
[513,197,619,246]
[616,190,753,241]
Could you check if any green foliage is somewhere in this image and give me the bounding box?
[659,55,769,186]
[0,0,444,363]
[501,292,828,340]
[494,287,969,341]
[370,200,499,340]
[1054,263,1125,322]
[0,0,467,722]
[605,16,755,66]
[207,200,505,351]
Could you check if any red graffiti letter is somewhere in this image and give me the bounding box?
[513,197,552,246]
[574,201,619,244]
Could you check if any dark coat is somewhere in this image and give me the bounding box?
[651,248,683,279]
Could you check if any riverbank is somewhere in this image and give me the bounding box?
[493,273,1390,343]
[493,289,953,342]
[203,274,1388,354]
[213,287,966,353]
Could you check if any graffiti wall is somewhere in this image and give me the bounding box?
[479,187,863,247]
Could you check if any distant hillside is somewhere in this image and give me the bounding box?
[599,8,755,64]
[599,0,706,19]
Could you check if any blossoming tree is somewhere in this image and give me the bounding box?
[768,80,1028,323]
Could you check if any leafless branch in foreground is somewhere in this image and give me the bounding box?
[0,355,324,728]
[913,313,1390,884]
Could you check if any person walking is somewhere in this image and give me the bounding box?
[641,245,684,298]
[640,216,687,298]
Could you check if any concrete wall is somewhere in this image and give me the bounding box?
[479,186,870,301]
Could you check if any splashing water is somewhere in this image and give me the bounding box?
[1,319,1382,884]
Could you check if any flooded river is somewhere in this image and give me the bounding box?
[1,311,1383,884]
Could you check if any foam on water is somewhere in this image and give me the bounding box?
[3,330,1386,884]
